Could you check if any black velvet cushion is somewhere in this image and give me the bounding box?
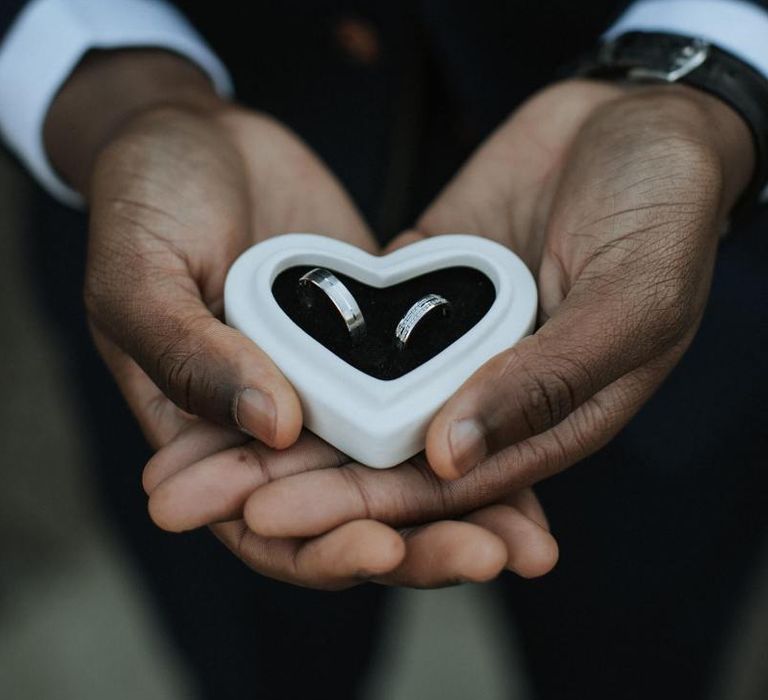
[272,266,495,380]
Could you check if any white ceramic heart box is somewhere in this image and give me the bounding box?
[224,234,537,468]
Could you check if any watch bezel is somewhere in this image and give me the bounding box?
[599,36,711,83]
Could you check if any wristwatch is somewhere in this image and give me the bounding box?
[577,31,768,219]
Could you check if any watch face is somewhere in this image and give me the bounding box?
[626,38,710,83]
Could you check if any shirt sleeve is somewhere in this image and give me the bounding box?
[0,0,233,207]
[604,0,768,79]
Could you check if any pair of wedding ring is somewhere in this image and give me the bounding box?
[298,268,450,349]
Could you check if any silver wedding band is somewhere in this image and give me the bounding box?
[395,293,451,349]
[299,268,366,340]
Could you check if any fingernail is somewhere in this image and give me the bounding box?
[235,388,276,445]
[448,418,487,476]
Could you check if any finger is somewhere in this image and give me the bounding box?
[220,112,379,255]
[142,420,247,493]
[85,242,302,450]
[243,365,663,538]
[374,521,507,588]
[463,500,559,579]
[213,519,405,591]
[507,488,550,531]
[148,432,347,532]
[426,294,686,478]
[383,229,425,254]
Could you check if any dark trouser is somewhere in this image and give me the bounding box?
[22,36,768,698]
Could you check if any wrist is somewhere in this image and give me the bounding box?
[573,30,768,218]
[613,81,755,213]
[561,78,754,215]
[673,84,755,212]
[44,48,229,196]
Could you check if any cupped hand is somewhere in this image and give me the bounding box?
[144,426,557,589]
[233,79,754,544]
[66,51,557,589]
[85,104,373,449]
[423,79,753,480]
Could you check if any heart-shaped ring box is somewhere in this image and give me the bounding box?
[225,234,537,468]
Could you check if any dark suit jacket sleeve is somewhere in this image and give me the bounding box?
[0,1,29,40]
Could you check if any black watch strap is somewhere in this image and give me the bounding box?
[577,31,768,219]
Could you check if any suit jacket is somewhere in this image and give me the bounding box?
[3,1,767,136]
[2,0,767,228]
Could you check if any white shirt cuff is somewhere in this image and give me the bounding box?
[0,0,234,207]
[605,0,768,80]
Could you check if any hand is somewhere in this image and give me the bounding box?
[119,115,557,588]
[232,79,754,541]
[145,426,558,589]
[47,50,374,448]
[49,49,557,589]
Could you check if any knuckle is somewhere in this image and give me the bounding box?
[515,437,560,476]
[493,434,566,487]
[521,372,569,433]
[153,328,203,407]
[338,467,376,521]
[510,357,580,436]
[410,456,454,514]
[149,314,235,419]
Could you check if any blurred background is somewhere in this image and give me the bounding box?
[1,147,767,699]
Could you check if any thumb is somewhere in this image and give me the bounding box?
[425,291,674,480]
[86,261,302,450]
